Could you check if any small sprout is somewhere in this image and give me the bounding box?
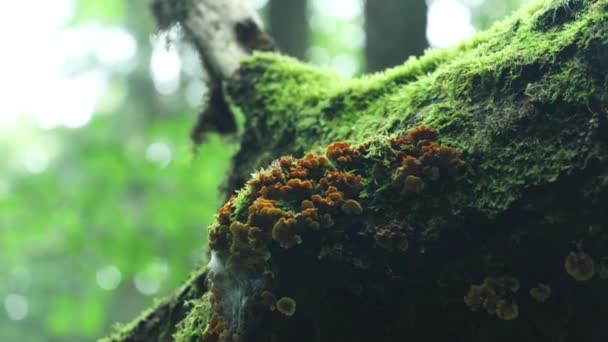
[530,283,551,302]
[276,297,296,317]
[341,199,363,215]
[496,300,519,320]
[565,251,594,281]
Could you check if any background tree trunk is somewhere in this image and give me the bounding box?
[365,0,427,72]
[103,0,608,341]
[268,0,308,60]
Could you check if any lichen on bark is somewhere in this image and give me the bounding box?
[103,0,608,340]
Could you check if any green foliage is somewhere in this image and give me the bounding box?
[173,294,213,342]
[73,0,126,24]
[0,0,236,341]
[0,115,236,341]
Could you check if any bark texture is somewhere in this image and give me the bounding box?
[104,0,608,341]
[152,0,265,79]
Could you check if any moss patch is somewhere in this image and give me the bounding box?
[227,0,608,218]
[173,294,214,342]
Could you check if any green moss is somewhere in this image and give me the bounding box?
[227,0,608,217]
[99,299,165,342]
[231,184,254,223]
[100,267,208,342]
[173,294,214,342]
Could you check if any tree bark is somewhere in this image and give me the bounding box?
[104,0,608,341]
[268,0,308,60]
[365,0,427,72]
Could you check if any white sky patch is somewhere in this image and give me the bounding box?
[0,1,73,127]
[4,294,29,321]
[461,0,486,8]
[0,0,119,131]
[22,146,50,174]
[145,142,173,168]
[28,71,108,129]
[256,0,269,9]
[95,27,138,69]
[150,34,182,95]
[96,265,122,290]
[60,25,101,62]
[427,0,476,48]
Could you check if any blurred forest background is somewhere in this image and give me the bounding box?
[0,0,529,340]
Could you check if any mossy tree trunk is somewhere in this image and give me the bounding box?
[104,0,608,341]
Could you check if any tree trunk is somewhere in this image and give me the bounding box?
[103,0,608,341]
[268,0,308,60]
[365,0,427,72]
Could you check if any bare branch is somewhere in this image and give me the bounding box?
[152,0,275,142]
[153,0,274,80]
